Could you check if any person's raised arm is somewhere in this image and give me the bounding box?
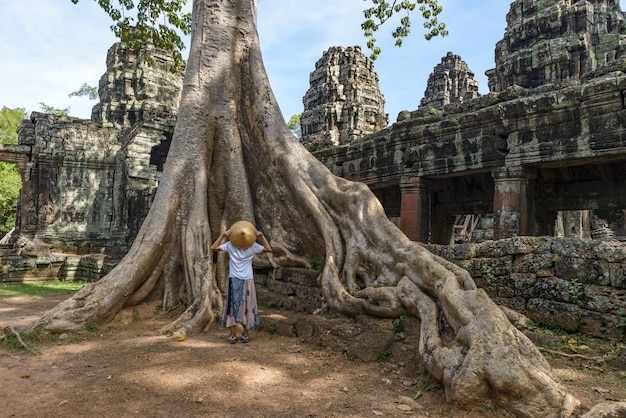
[210,229,231,251]
[256,230,272,252]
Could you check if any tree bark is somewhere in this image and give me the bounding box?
[29,0,579,416]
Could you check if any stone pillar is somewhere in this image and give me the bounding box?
[399,176,430,242]
[492,167,530,239]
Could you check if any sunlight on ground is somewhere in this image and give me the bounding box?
[553,367,587,382]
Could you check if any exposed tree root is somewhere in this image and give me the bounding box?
[4,326,36,354]
[539,347,604,361]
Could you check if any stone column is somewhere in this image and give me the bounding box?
[399,176,430,242]
[492,167,530,239]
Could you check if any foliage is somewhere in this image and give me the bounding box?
[480,262,496,297]
[38,102,70,117]
[0,280,86,298]
[307,254,324,273]
[0,162,20,236]
[0,107,25,145]
[69,83,99,100]
[362,0,447,60]
[0,107,26,237]
[76,0,443,70]
[392,315,405,333]
[2,328,40,353]
[287,113,302,139]
[73,0,192,73]
[377,348,392,361]
[568,278,583,305]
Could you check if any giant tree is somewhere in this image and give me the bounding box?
[27,1,581,416]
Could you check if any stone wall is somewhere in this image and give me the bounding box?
[425,237,626,340]
[254,236,626,341]
[255,267,323,314]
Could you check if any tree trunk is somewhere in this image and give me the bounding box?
[29,0,579,416]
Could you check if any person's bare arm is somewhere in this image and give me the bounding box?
[210,229,231,251]
[256,231,272,252]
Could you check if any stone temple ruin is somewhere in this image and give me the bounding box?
[300,46,388,147]
[1,0,626,339]
[0,38,183,280]
[418,51,480,110]
[311,0,626,245]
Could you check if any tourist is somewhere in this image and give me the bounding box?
[211,221,272,343]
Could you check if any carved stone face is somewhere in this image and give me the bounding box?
[229,220,257,249]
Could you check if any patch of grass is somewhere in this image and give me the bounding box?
[618,307,626,329]
[526,320,540,331]
[1,327,61,354]
[392,315,405,333]
[0,280,86,298]
[478,402,501,413]
[307,255,324,273]
[377,348,391,362]
[2,329,39,353]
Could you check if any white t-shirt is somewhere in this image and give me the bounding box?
[220,241,265,280]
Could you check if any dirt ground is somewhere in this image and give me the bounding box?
[1,294,626,418]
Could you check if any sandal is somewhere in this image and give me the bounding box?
[228,335,237,344]
[240,335,249,343]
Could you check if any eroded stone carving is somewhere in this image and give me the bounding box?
[487,0,626,92]
[300,46,387,147]
[419,51,480,110]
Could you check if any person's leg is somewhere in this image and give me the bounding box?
[228,325,237,343]
[241,326,249,343]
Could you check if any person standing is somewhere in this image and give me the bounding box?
[211,221,272,343]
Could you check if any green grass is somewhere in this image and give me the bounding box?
[0,280,86,298]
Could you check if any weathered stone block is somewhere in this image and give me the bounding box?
[578,310,624,340]
[526,299,582,332]
[581,284,626,314]
[500,273,538,299]
[530,276,574,303]
[555,256,610,285]
[494,296,528,315]
[512,253,554,274]
[595,240,626,263]
[609,263,626,289]
[466,256,513,280]
[272,267,319,287]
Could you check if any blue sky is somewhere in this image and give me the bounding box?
[1,0,511,124]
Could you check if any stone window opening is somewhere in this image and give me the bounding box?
[149,134,172,172]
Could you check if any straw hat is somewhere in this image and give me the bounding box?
[229,220,257,249]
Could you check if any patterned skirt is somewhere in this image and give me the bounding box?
[221,277,260,329]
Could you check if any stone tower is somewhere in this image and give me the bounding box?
[92,38,184,129]
[300,46,387,147]
[419,51,480,109]
[487,0,626,92]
